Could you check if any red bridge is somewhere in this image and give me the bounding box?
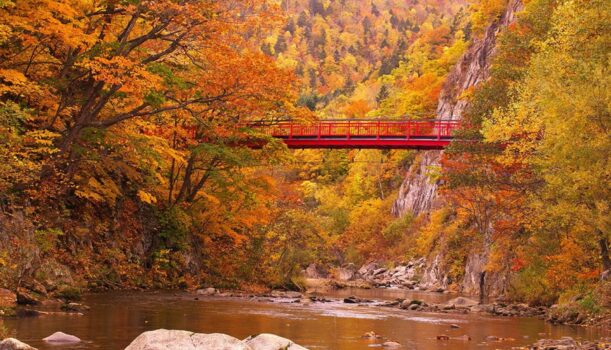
[249,119,459,149]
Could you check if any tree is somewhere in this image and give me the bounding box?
[484,0,610,277]
[0,0,283,183]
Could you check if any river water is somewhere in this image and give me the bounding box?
[2,289,606,350]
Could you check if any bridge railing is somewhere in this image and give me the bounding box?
[250,119,459,141]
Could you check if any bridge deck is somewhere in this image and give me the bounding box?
[250,119,458,149]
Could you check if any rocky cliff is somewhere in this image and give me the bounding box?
[393,0,523,296]
[391,151,441,217]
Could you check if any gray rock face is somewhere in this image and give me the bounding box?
[124,330,251,350]
[393,0,523,219]
[391,151,441,217]
[244,334,308,350]
[436,0,522,119]
[391,0,524,297]
[304,263,327,279]
[420,254,450,290]
[0,338,37,350]
[461,252,509,297]
[42,332,81,343]
[358,262,379,276]
[35,259,74,293]
[334,264,357,281]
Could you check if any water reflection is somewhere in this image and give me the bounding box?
[2,291,606,350]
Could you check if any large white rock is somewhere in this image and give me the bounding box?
[124,329,252,350]
[244,334,308,350]
[42,332,81,343]
[0,338,37,350]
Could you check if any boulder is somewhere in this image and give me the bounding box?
[408,304,420,310]
[61,302,90,312]
[270,291,302,299]
[35,260,74,292]
[399,299,412,309]
[343,296,359,304]
[445,297,478,308]
[358,262,379,276]
[382,341,401,348]
[470,304,493,313]
[244,333,308,350]
[362,331,381,339]
[342,296,371,304]
[335,264,357,281]
[379,300,400,307]
[533,336,577,347]
[16,288,41,305]
[0,338,37,350]
[454,335,471,341]
[528,337,602,350]
[196,288,217,296]
[22,280,47,297]
[0,289,16,308]
[42,332,81,343]
[389,266,405,276]
[372,268,387,276]
[304,264,327,279]
[125,329,251,350]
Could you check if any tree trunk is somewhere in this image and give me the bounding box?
[597,229,611,272]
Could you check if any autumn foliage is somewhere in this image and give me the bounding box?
[0,0,607,313]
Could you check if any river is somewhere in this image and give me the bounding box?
[2,289,606,350]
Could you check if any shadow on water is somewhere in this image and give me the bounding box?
[3,291,607,350]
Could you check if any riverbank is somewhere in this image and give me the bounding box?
[299,260,611,329]
[193,283,610,329]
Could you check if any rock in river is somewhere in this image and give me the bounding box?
[42,332,81,343]
[244,333,308,350]
[445,296,479,308]
[196,288,217,296]
[382,341,401,348]
[362,331,381,339]
[125,330,251,350]
[0,338,37,350]
[343,296,371,304]
[124,329,310,350]
[529,336,609,350]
